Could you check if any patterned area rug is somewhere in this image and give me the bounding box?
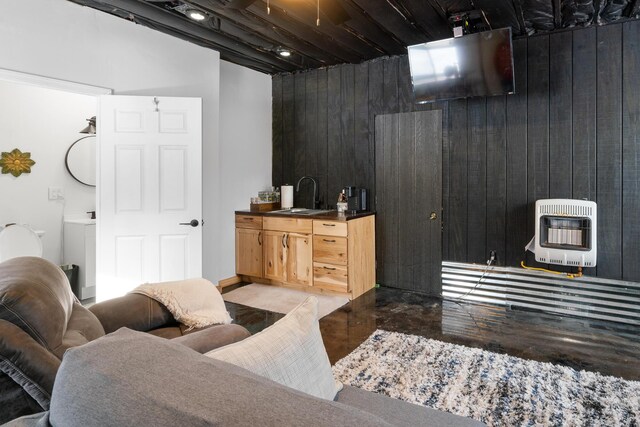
[332,330,640,427]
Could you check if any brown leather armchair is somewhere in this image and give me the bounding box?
[0,256,250,424]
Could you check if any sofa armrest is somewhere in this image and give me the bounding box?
[0,320,61,410]
[89,294,175,334]
[171,324,250,354]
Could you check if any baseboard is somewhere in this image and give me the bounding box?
[218,275,242,289]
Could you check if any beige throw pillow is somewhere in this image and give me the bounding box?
[205,296,342,400]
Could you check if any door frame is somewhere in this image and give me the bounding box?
[0,68,112,97]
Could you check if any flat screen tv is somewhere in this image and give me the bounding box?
[407,28,515,103]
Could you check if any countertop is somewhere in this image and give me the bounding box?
[235,209,375,221]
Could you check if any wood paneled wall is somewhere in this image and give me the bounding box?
[272,20,640,284]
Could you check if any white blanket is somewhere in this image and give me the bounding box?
[131,278,232,330]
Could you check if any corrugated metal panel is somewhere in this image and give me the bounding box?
[442,261,640,325]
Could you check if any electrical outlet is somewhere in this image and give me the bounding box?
[489,250,497,262]
[48,187,64,200]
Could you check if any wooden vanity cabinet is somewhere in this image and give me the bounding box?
[263,230,286,282]
[235,215,263,278]
[262,217,313,287]
[285,233,313,286]
[312,216,375,299]
[235,213,375,299]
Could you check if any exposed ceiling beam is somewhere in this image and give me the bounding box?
[190,0,362,64]
[73,0,299,73]
[398,0,452,40]
[250,0,384,58]
[511,0,528,36]
[627,0,640,17]
[553,0,562,28]
[473,0,522,34]
[327,0,408,54]
[382,0,447,41]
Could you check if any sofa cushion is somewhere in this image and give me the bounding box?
[0,320,60,413]
[49,329,396,426]
[53,304,105,359]
[206,296,342,400]
[88,293,174,334]
[0,257,75,352]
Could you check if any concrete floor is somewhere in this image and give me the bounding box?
[223,284,640,381]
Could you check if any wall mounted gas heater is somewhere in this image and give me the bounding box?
[534,199,597,267]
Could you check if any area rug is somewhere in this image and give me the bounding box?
[222,283,349,319]
[332,330,640,427]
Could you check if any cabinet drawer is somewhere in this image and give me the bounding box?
[263,217,312,234]
[313,236,347,265]
[313,220,347,237]
[235,215,263,229]
[313,262,348,292]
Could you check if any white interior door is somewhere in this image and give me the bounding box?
[97,95,202,301]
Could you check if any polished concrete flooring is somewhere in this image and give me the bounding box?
[223,284,640,381]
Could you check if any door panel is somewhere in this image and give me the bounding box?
[98,95,202,301]
[235,228,263,277]
[286,233,313,286]
[159,234,188,281]
[375,110,442,294]
[263,230,286,282]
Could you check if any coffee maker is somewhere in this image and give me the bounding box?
[343,186,368,212]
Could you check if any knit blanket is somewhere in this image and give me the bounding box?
[131,278,232,330]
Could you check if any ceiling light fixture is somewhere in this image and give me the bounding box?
[277,48,291,57]
[186,9,207,21]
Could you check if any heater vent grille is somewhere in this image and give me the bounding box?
[534,199,597,267]
[539,203,593,217]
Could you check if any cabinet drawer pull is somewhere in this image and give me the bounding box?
[323,239,336,243]
[245,218,254,221]
[323,266,337,270]
[322,223,336,227]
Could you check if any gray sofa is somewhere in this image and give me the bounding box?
[0,257,250,423]
[5,328,483,427]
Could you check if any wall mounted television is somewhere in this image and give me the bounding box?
[407,27,515,104]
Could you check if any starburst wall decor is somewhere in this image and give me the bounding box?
[0,148,36,177]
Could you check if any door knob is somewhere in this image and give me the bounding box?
[429,212,437,221]
[179,219,199,227]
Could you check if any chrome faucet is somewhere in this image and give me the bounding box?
[295,176,320,209]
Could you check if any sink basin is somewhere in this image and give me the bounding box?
[271,208,333,216]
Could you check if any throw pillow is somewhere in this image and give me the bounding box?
[206,296,342,400]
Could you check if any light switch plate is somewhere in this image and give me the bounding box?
[48,187,64,200]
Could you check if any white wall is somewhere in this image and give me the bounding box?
[219,60,272,280]
[0,0,272,283]
[0,81,96,263]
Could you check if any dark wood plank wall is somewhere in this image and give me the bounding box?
[272,20,640,285]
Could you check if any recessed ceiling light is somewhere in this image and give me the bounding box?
[186,9,206,21]
[277,48,291,57]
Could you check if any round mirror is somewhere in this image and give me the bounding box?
[65,135,96,187]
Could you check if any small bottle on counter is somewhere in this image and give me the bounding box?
[337,190,348,213]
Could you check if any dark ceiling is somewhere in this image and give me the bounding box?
[69,0,640,74]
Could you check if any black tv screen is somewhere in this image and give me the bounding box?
[407,28,515,103]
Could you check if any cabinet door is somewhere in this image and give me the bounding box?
[235,228,263,277]
[286,233,313,287]
[263,230,286,282]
